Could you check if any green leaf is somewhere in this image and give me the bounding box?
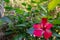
[56,37,60,40]
[4,6,13,10]
[48,0,60,11]
[22,3,26,6]
[40,0,47,3]
[24,12,29,17]
[5,30,13,36]
[8,22,14,30]
[13,34,23,40]
[15,24,26,29]
[15,8,24,14]
[52,19,60,24]
[31,0,36,3]
[4,0,10,3]
[27,5,32,11]
[47,16,53,19]
[40,5,47,13]
[31,0,40,3]
[0,20,4,26]
[15,24,26,27]
[53,33,60,37]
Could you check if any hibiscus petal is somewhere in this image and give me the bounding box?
[45,23,53,29]
[44,30,52,39]
[33,24,42,29]
[41,18,48,25]
[33,29,44,37]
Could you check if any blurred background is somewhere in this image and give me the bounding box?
[0,0,60,40]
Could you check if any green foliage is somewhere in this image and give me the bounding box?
[53,19,60,24]
[0,20,4,26]
[4,0,10,3]
[13,34,23,40]
[22,2,26,6]
[15,8,24,14]
[0,0,60,40]
[4,6,13,11]
[27,5,32,11]
[40,5,47,13]
[48,0,60,11]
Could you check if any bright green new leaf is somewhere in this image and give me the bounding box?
[48,0,60,11]
[15,8,24,14]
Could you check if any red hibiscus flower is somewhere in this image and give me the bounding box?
[33,18,53,40]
